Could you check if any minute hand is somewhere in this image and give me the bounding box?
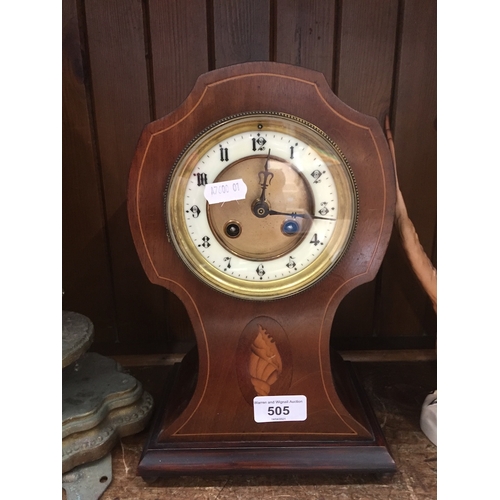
[267,210,336,222]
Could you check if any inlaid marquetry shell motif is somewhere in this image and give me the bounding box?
[248,325,283,396]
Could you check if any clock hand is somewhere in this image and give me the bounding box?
[257,149,273,203]
[268,209,336,222]
[252,150,274,218]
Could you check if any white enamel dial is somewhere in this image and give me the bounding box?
[165,113,357,300]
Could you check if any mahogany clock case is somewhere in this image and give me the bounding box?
[128,62,396,475]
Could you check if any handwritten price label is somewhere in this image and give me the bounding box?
[204,179,247,204]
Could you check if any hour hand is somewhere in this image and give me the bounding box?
[252,150,273,218]
[257,149,273,203]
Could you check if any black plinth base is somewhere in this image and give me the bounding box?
[138,356,396,477]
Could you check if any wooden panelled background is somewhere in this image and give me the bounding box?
[62,0,436,354]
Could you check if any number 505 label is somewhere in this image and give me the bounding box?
[253,395,307,423]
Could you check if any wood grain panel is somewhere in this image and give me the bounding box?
[275,0,336,86]
[147,1,211,345]
[379,0,437,336]
[84,0,167,344]
[62,0,116,341]
[62,0,437,351]
[332,0,399,338]
[336,0,399,123]
[149,0,209,117]
[213,0,270,67]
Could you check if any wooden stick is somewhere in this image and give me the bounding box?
[385,116,437,312]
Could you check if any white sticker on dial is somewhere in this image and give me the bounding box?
[204,178,248,204]
[253,395,307,423]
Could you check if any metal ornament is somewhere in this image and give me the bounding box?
[62,353,154,473]
[62,311,94,368]
[62,453,112,500]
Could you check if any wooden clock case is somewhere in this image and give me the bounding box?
[128,62,396,476]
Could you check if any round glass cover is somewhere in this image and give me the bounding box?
[165,112,358,300]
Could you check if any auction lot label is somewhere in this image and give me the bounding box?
[253,395,307,423]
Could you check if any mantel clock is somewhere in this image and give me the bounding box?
[128,62,396,476]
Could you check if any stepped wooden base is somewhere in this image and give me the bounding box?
[138,354,396,477]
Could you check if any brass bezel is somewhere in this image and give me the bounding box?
[165,112,358,300]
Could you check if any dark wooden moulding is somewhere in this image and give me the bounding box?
[128,62,397,476]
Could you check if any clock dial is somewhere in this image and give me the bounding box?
[165,112,357,300]
[208,153,314,260]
